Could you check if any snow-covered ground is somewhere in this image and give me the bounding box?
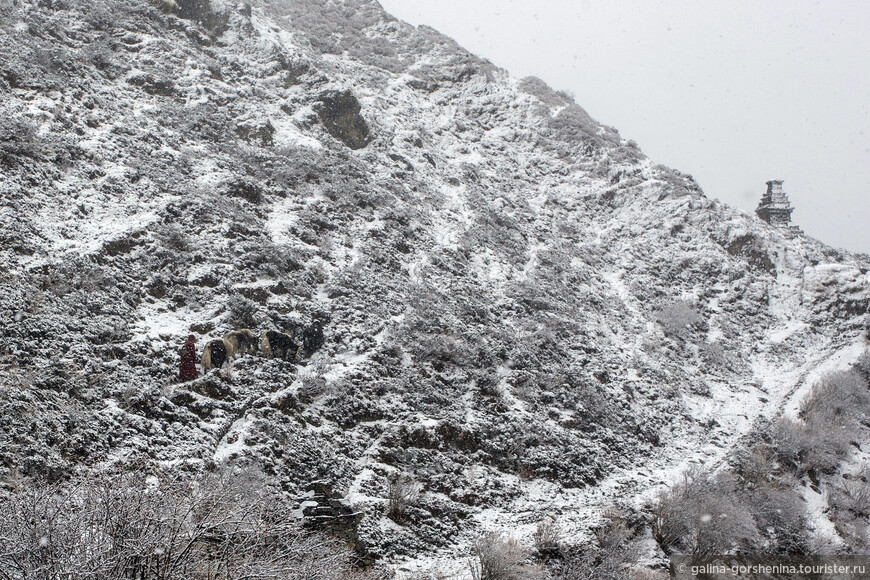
[1,0,868,575]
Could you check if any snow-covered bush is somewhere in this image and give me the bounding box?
[469,533,537,580]
[227,293,258,329]
[800,370,870,425]
[0,470,370,579]
[551,510,642,579]
[656,300,705,339]
[653,467,759,556]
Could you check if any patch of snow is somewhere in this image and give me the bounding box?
[193,157,232,190]
[214,413,256,463]
[266,197,301,245]
[134,301,211,346]
[270,115,323,150]
[781,338,868,418]
[803,484,842,549]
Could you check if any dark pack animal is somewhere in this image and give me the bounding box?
[260,330,298,362]
[301,320,324,357]
[224,329,257,359]
[201,339,228,372]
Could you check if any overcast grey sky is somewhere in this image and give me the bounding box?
[379,0,870,254]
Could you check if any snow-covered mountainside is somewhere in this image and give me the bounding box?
[1,0,869,573]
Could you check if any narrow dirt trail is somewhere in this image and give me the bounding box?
[394,330,866,578]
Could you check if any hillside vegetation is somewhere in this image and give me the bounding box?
[1,0,868,575]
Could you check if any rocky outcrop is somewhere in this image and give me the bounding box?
[300,481,363,547]
[314,90,371,150]
[159,0,230,34]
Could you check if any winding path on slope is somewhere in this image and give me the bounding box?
[394,334,865,578]
[394,267,867,578]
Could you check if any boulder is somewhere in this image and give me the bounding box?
[314,90,371,150]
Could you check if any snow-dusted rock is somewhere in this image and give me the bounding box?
[0,0,868,572]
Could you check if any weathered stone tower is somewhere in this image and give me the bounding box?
[756,180,794,226]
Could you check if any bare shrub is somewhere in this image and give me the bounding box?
[533,519,563,558]
[387,473,421,522]
[469,533,535,580]
[800,370,870,425]
[0,118,44,164]
[225,178,264,204]
[553,509,640,579]
[474,370,502,398]
[770,417,849,476]
[655,300,704,339]
[743,484,807,554]
[699,340,728,370]
[519,76,573,107]
[733,444,777,486]
[154,0,180,12]
[0,469,368,579]
[652,467,758,556]
[831,515,870,554]
[409,570,456,580]
[413,333,470,370]
[854,349,870,380]
[245,242,304,276]
[801,424,852,476]
[826,469,870,553]
[769,418,811,473]
[83,3,115,31]
[221,358,234,381]
[297,373,328,404]
[630,570,669,580]
[828,469,870,519]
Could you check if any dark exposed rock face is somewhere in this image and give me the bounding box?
[725,233,777,275]
[315,90,371,150]
[169,0,229,34]
[301,480,364,548]
[301,320,325,357]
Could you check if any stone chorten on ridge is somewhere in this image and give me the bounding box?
[756,180,794,226]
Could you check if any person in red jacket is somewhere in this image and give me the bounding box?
[179,335,199,381]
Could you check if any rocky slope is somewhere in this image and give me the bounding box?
[1,0,869,574]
